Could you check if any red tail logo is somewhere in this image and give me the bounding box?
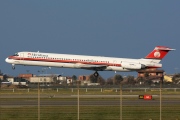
[145,46,175,59]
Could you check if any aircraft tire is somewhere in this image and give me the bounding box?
[93,72,99,77]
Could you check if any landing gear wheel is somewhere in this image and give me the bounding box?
[12,66,15,70]
[93,71,99,77]
[12,64,15,70]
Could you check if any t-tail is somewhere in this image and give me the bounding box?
[145,46,175,63]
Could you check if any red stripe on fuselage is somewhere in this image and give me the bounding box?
[8,56,162,69]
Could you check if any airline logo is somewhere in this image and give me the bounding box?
[27,53,48,57]
[154,51,161,58]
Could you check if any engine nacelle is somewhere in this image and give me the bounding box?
[121,62,145,70]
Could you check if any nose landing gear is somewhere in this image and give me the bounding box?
[12,64,15,70]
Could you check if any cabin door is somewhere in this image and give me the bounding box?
[20,53,24,63]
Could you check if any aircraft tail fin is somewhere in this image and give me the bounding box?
[145,46,175,60]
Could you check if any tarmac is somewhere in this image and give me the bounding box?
[1,94,180,107]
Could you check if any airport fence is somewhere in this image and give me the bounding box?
[1,87,180,94]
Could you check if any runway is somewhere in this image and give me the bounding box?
[1,99,180,107]
[1,94,180,107]
[1,94,180,98]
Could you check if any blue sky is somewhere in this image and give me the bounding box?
[0,1,179,78]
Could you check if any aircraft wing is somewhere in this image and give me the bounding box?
[79,64,107,71]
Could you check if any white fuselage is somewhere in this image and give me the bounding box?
[5,51,162,72]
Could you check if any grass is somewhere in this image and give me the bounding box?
[1,105,180,120]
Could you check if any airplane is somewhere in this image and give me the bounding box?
[5,46,175,77]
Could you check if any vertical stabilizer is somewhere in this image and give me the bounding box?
[145,46,175,60]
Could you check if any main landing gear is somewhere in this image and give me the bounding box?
[12,64,15,70]
[93,71,99,77]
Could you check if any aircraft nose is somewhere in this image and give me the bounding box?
[5,58,9,63]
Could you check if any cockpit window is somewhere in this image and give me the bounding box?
[13,53,19,56]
